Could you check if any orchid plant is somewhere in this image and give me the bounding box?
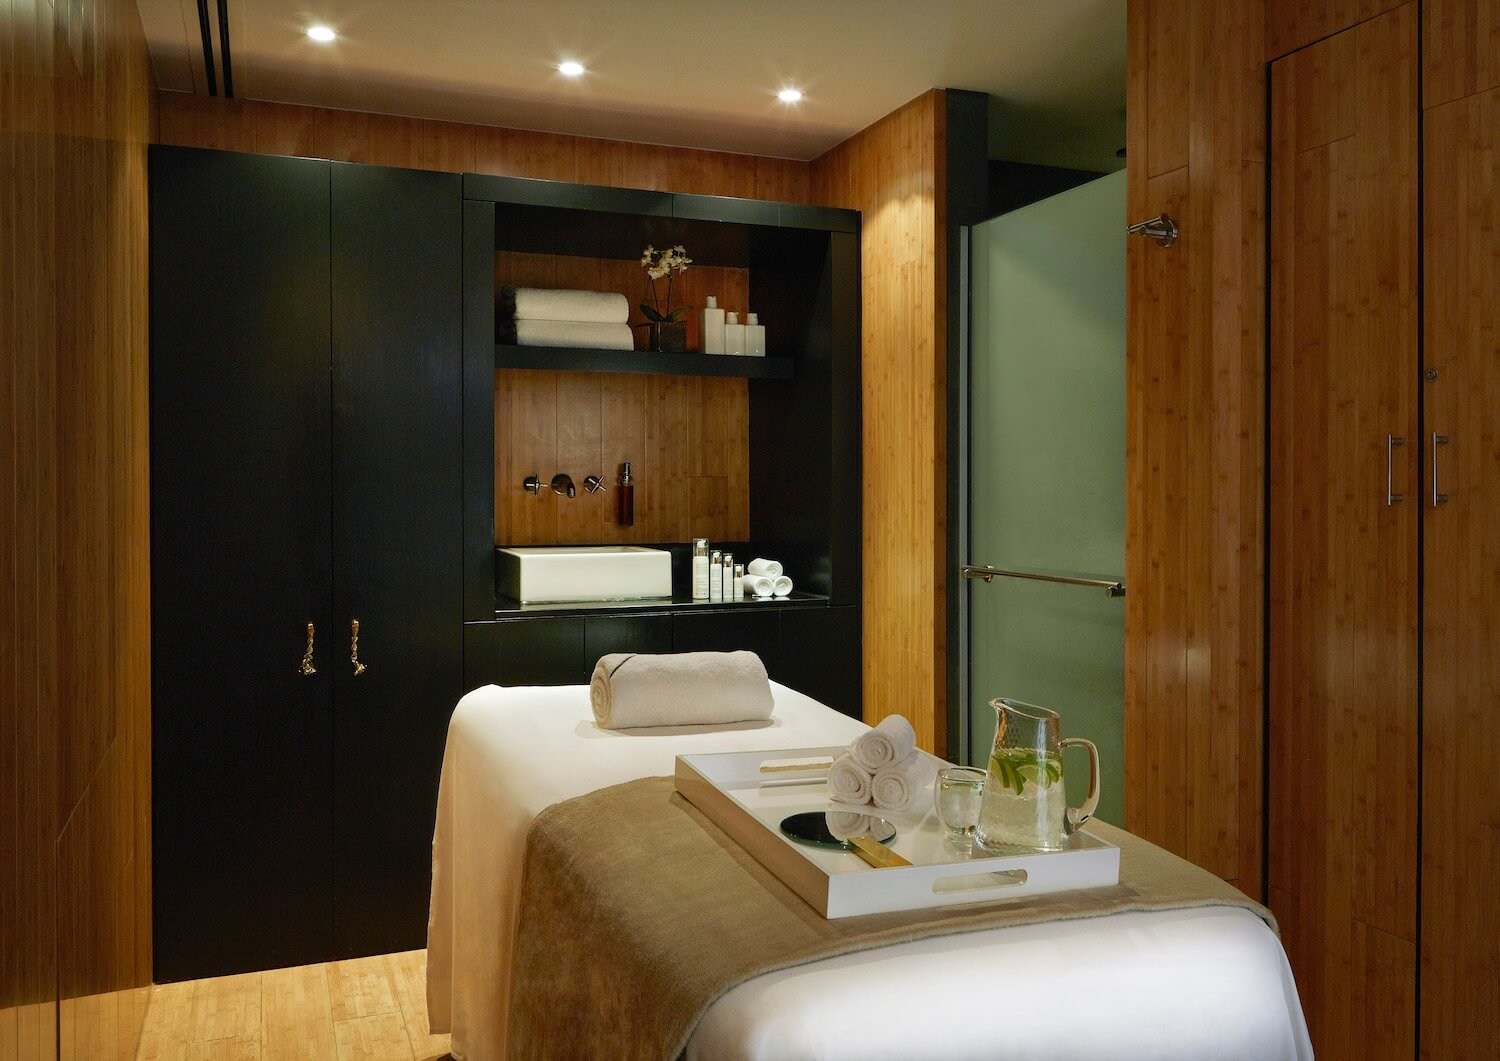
[639,244,693,325]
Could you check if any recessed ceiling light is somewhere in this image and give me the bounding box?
[558,60,586,77]
[777,88,803,104]
[307,24,337,43]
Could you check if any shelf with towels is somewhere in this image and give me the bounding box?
[493,343,795,380]
[491,588,830,618]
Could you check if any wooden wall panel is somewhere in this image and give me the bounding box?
[1268,8,1419,1056]
[1265,0,1405,58]
[810,91,946,751]
[1421,86,1500,1061]
[1125,0,1266,892]
[155,93,813,202]
[0,0,155,1058]
[1423,0,1500,106]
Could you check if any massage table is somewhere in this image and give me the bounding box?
[427,683,1311,1060]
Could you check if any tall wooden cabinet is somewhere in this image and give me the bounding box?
[1269,2,1500,1056]
[150,148,463,980]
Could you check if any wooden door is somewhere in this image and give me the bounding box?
[150,148,335,980]
[1268,6,1419,1056]
[1420,86,1500,1060]
[329,164,465,957]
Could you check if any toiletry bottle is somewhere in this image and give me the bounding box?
[701,295,726,354]
[733,564,745,599]
[723,311,746,356]
[722,553,734,600]
[709,551,723,600]
[692,539,710,599]
[745,312,767,356]
[617,461,634,526]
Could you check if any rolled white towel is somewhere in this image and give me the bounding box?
[589,650,773,729]
[499,286,630,324]
[499,319,635,350]
[825,810,882,842]
[871,750,934,814]
[737,574,774,598]
[851,714,918,773]
[827,754,872,805]
[772,575,793,597]
[747,558,783,578]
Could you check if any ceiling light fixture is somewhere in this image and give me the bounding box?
[306,24,337,43]
[558,60,586,77]
[777,88,803,104]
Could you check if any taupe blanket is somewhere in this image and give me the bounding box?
[507,777,1276,1060]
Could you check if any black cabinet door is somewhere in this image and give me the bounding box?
[671,610,781,658]
[775,607,862,718]
[329,164,464,958]
[150,148,335,980]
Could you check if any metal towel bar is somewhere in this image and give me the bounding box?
[962,565,1125,598]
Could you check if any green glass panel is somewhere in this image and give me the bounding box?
[968,171,1126,825]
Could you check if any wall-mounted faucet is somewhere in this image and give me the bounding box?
[523,474,542,495]
[551,473,576,498]
[583,475,606,494]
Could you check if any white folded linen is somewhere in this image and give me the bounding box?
[850,714,917,772]
[747,558,783,578]
[589,650,773,729]
[738,574,774,598]
[827,753,872,804]
[500,286,630,324]
[501,319,635,350]
[872,749,934,813]
[772,576,793,597]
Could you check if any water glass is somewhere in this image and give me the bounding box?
[934,766,986,838]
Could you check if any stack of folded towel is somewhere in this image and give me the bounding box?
[827,714,934,814]
[737,557,794,599]
[498,286,634,350]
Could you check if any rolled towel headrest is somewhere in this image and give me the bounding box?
[772,575,793,597]
[589,650,773,730]
[827,754,872,805]
[871,750,935,814]
[851,714,917,773]
[747,558,783,578]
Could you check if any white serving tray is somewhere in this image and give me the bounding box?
[674,746,1120,918]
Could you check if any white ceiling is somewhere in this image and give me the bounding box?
[137,0,1125,171]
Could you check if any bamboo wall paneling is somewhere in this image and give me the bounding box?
[1124,0,1266,893]
[1,0,155,1057]
[1267,6,1419,1056]
[1423,0,1500,107]
[1421,86,1500,1061]
[810,90,945,751]
[1265,0,1406,58]
[156,93,813,203]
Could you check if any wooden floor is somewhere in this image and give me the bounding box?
[135,951,450,1060]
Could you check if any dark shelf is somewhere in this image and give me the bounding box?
[494,344,795,380]
[491,589,831,619]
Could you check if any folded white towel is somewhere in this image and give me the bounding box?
[747,558,782,578]
[825,810,882,842]
[500,319,635,350]
[871,750,934,814]
[737,574,774,598]
[851,714,917,773]
[589,651,773,729]
[827,754,872,805]
[772,575,793,597]
[500,286,630,324]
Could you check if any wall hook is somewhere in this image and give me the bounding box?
[1127,214,1178,248]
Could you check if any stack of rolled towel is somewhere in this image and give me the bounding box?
[737,557,795,599]
[827,714,934,814]
[498,286,634,351]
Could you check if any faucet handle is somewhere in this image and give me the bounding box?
[583,475,607,494]
[523,475,542,495]
[551,473,577,499]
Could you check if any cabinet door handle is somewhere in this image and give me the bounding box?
[1386,434,1406,505]
[350,619,367,676]
[300,622,317,676]
[1432,433,1450,506]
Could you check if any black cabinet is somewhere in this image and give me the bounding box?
[150,148,462,980]
[463,605,861,719]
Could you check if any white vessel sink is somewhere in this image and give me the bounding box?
[497,545,673,604]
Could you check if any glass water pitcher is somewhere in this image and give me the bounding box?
[976,697,1100,851]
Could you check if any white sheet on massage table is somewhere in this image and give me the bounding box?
[426,683,1311,1061]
